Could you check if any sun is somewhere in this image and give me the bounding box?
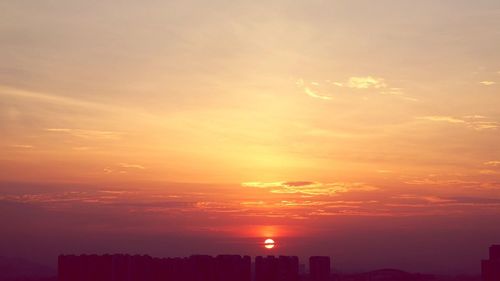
[264,238,275,249]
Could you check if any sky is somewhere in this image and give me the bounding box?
[1,0,500,275]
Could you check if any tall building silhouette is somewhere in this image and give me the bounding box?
[309,256,330,281]
[482,245,500,281]
[255,255,299,281]
[189,255,215,281]
[215,255,251,281]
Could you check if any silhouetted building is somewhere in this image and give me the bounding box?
[188,255,215,281]
[489,245,500,261]
[255,255,299,281]
[310,256,330,281]
[482,245,500,281]
[215,255,251,281]
[58,254,251,281]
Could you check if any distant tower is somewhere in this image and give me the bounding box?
[309,256,330,281]
[482,245,500,281]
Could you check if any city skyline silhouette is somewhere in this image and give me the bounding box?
[0,245,498,280]
[53,246,498,281]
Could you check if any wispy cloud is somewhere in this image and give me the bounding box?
[479,170,500,175]
[417,115,498,130]
[479,81,496,86]
[376,169,394,174]
[346,76,386,89]
[119,163,146,170]
[481,161,500,174]
[315,76,387,89]
[296,77,417,101]
[102,163,147,174]
[304,87,333,100]
[241,181,284,188]
[403,176,500,190]
[296,79,333,100]
[484,161,500,167]
[9,144,34,149]
[417,116,465,124]
[72,146,93,151]
[395,195,456,204]
[45,128,122,140]
[242,181,378,196]
[463,115,486,119]
[404,178,477,186]
[0,85,108,110]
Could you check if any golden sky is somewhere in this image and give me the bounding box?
[1,0,500,274]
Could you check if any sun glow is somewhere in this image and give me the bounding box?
[264,238,275,249]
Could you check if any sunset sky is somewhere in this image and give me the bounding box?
[1,0,500,274]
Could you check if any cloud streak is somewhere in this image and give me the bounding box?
[479,81,496,86]
[346,76,387,89]
[417,115,498,130]
[296,77,416,101]
[304,87,333,100]
[119,163,146,170]
[242,181,378,196]
[484,161,500,167]
[0,85,109,111]
[45,128,123,140]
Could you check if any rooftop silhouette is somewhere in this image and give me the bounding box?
[310,256,330,281]
[482,245,500,281]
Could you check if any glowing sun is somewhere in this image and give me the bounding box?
[264,238,275,249]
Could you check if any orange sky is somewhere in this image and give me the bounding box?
[1,0,500,274]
